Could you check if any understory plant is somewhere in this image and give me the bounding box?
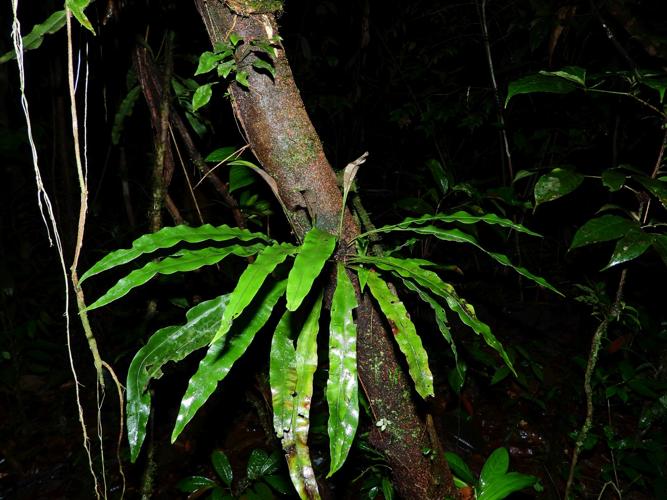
[82,202,559,497]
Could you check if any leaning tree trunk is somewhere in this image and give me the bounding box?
[194,2,458,498]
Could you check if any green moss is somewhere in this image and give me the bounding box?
[226,0,283,15]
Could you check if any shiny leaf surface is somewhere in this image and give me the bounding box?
[172,280,286,441]
[192,83,214,111]
[270,310,297,440]
[247,449,280,481]
[570,215,637,250]
[212,243,296,344]
[81,224,268,282]
[127,295,229,462]
[478,472,538,500]
[326,264,359,476]
[534,168,584,207]
[66,0,95,34]
[211,450,233,486]
[603,230,653,269]
[286,227,336,311]
[366,272,434,399]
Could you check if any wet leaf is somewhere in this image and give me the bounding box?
[287,227,337,311]
[603,230,653,269]
[212,243,296,344]
[247,449,280,480]
[127,295,229,462]
[66,0,95,34]
[634,175,667,209]
[270,310,297,440]
[192,83,214,112]
[570,215,637,250]
[366,272,434,399]
[172,280,286,441]
[534,168,584,207]
[505,72,579,106]
[87,244,264,310]
[211,450,233,486]
[81,224,268,282]
[326,264,359,476]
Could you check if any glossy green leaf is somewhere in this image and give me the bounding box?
[127,295,229,462]
[366,272,434,399]
[176,475,217,493]
[87,244,264,310]
[534,168,584,207]
[195,51,224,75]
[653,234,667,267]
[81,224,268,282]
[66,0,95,34]
[235,70,250,88]
[444,451,476,486]
[326,264,359,477]
[172,280,286,441]
[212,243,296,344]
[247,449,280,481]
[477,472,538,500]
[229,164,256,192]
[570,215,637,250]
[270,309,298,439]
[192,83,214,112]
[601,169,626,192]
[383,225,560,295]
[603,230,653,269]
[287,227,337,311]
[0,10,66,64]
[111,85,141,146]
[480,448,510,485]
[204,146,239,163]
[211,450,233,486]
[400,279,461,377]
[352,256,515,375]
[634,175,667,209]
[252,58,276,78]
[540,66,586,85]
[505,72,579,106]
[368,210,541,237]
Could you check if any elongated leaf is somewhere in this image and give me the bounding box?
[212,243,296,344]
[287,227,337,311]
[540,66,586,85]
[366,272,434,399]
[81,224,269,282]
[176,476,218,493]
[270,310,298,439]
[570,215,637,250]
[444,452,476,486]
[352,256,515,374]
[289,294,322,499]
[368,210,541,237]
[505,72,579,106]
[127,295,229,462]
[66,0,95,34]
[603,230,654,269]
[87,244,264,310]
[380,225,560,295]
[211,450,233,486]
[477,472,538,500]
[192,83,214,111]
[172,280,286,441]
[0,10,66,64]
[326,264,359,477]
[400,279,461,377]
[534,168,584,207]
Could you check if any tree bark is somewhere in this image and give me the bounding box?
[193,2,458,498]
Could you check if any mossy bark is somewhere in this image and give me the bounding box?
[194,1,458,498]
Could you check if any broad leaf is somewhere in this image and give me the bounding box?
[477,472,538,500]
[66,0,95,34]
[534,168,584,207]
[601,169,626,192]
[366,272,434,399]
[381,225,560,295]
[211,450,233,486]
[326,264,359,477]
[172,280,286,441]
[479,448,510,485]
[205,146,240,163]
[192,83,214,112]
[195,51,226,76]
[634,175,667,209]
[280,295,323,500]
[603,230,654,269]
[505,73,579,106]
[127,295,229,462]
[212,243,296,344]
[81,224,269,282]
[368,210,541,237]
[570,215,637,250]
[1,10,66,64]
[286,227,337,311]
[444,452,476,486]
[352,256,515,374]
[87,244,264,310]
[176,476,217,493]
[247,449,280,481]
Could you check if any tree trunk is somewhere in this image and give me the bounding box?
[193,2,458,498]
